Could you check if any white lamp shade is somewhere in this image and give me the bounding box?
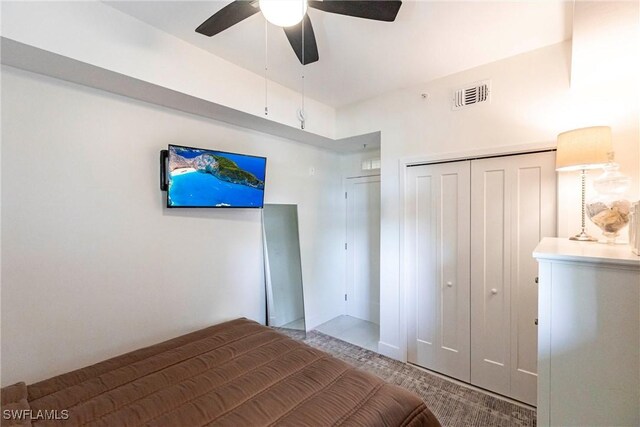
[259,0,308,27]
[556,126,613,171]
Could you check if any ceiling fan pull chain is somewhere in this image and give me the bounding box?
[300,0,305,130]
[264,19,269,116]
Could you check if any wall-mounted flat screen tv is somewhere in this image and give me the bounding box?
[166,145,267,208]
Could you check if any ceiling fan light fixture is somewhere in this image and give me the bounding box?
[259,0,308,27]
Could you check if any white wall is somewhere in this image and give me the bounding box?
[0,1,336,139]
[336,40,640,360]
[0,66,344,385]
[571,1,639,89]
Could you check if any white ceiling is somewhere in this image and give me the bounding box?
[105,1,572,108]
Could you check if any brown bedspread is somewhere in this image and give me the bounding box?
[19,318,440,426]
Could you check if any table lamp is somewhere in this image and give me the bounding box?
[556,126,612,241]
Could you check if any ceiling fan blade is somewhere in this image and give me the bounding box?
[283,15,319,65]
[196,1,260,37]
[308,1,402,22]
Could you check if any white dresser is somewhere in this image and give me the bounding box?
[533,238,640,426]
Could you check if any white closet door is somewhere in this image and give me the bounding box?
[470,159,512,397]
[406,161,471,382]
[470,151,556,405]
[509,152,556,404]
[346,175,381,324]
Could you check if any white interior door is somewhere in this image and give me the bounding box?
[346,175,381,324]
[470,151,556,405]
[406,161,471,382]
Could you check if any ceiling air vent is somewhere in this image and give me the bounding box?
[452,80,491,110]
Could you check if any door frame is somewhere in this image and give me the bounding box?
[344,174,381,321]
[397,142,556,363]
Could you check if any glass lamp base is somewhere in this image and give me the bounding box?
[569,231,598,242]
[602,231,620,245]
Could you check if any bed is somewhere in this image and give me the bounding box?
[2,318,440,426]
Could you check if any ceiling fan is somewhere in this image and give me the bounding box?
[195,0,402,65]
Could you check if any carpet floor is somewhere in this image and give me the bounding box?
[277,328,536,427]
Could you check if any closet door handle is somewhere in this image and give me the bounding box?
[446,281,453,288]
[535,277,539,284]
[490,288,498,295]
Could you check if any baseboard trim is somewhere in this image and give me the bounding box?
[378,341,402,361]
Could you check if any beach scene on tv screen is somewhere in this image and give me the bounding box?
[167,146,266,207]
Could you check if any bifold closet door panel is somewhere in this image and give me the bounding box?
[470,160,512,397]
[508,151,556,405]
[406,161,471,382]
[470,151,556,405]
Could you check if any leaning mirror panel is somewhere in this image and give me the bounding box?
[263,204,306,334]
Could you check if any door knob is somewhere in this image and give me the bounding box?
[490,288,498,295]
[446,281,453,287]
